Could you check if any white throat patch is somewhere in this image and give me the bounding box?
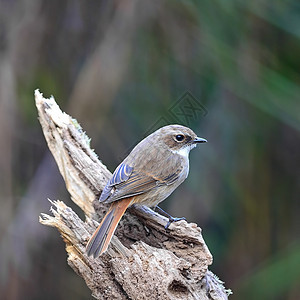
[172,144,196,158]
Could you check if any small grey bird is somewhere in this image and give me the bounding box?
[86,124,207,258]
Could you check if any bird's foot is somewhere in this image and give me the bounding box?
[154,206,186,230]
[164,216,186,230]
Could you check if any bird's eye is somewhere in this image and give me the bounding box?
[175,134,185,142]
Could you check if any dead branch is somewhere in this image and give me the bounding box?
[35,89,231,300]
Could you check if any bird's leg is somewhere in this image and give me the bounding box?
[154,206,186,229]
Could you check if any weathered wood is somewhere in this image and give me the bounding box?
[35,89,231,299]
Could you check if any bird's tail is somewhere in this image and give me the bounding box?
[86,197,133,258]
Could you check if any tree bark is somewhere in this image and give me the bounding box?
[35,89,231,300]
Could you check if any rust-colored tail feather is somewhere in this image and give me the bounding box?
[86,197,133,258]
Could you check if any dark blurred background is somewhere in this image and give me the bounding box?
[0,1,299,299]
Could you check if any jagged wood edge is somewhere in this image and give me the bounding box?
[35,89,230,300]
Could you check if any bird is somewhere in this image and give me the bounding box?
[86,124,207,258]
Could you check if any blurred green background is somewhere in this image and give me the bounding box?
[0,1,299,299]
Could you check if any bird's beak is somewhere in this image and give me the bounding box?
[193,137,207,143]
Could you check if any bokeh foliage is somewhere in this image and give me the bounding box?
[0,0,299,299]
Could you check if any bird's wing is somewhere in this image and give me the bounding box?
[100,163,133,202]
[100,162,183,203]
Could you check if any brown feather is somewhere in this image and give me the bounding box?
[86,197,133,258]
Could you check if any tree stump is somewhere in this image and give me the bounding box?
[35,89,231,300]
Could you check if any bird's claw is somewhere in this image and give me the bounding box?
[165,216,186,230]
